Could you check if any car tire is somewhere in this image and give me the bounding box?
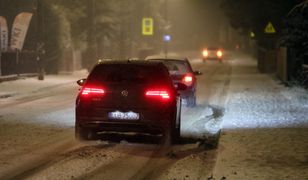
[163,122,180,145]
[186,96,196,107]
[171,116,181,144]
[162,110,181,145]
[170,126,180,144]
[75,123,97,140]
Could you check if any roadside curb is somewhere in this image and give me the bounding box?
[0,75,18,83]
[0,74,38,83]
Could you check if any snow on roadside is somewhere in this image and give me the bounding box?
[223,57,308,129]
[181,105,214,138]
[213,55,308,180]
[0,70,88,129]
[214,128,308,180]
[0,70,88,100]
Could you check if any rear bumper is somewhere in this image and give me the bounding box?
[77,118,165,135]
[75,106,176,135]
[75,101,178,135]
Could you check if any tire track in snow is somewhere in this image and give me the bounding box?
[79,143,167,180]
[185,59,232,140]
[1,131,81,180]
[0,82,75,109]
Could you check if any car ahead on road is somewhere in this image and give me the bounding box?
[146,57,202,107]
[75,60,185,143]
[202,47,223,62]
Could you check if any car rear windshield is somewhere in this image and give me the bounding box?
[148,60,190,75]
[87,64,169,84]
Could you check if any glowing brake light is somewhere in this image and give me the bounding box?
[202,50,208,57]
[145,90,171,100]
[182,74,193,86]
[81,87,105,96]
[183,75,193,83]
[217,50,223,57]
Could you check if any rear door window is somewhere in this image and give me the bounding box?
[149,60,190,75]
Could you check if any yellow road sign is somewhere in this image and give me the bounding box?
[142,18,153,36]
[264,22,276,34]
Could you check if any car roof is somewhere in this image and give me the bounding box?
[146,57,188,62]
[206,47,222,50]
[97,59,164,66]
[146,57,194,73]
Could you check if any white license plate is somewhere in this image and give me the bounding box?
[108,111,139,120]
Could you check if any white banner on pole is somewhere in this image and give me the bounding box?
[10,12,33,51]
[0,16,9,51]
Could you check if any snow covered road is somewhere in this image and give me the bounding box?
[0,56,227,180]
[0,52,307,180]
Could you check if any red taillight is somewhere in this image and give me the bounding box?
[217,50,223,57]
[145,90,171,101]
[183,75,193,83]
[182,74,193,86]
[202,50,208,57]
[81,87,105,96]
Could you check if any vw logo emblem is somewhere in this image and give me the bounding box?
[121,90,129,97]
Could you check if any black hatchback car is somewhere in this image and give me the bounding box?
[75,60,183,143]
[146,58,201,107]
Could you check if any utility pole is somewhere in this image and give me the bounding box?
[0,51,2,76]
[0,0,2,76]
[164,0,168,58]
[36,0,45,80]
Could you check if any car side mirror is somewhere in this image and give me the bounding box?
[174,82,187,91]
[77,79,86,86]
[194,71,202,76]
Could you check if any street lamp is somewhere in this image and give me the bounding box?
[163,34,171,58]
